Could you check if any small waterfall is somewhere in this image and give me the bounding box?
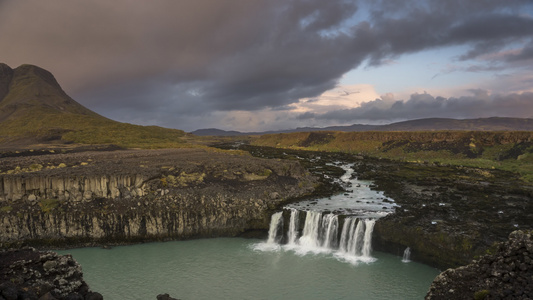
[402,247,411,263]
[321,214,338,249]
[287,209,300,245]
[298,211,322,248]
[351,220,366,255]
[340,217,366,256]
[266,211,283,244]
[338,217,353,253]
[362,219,375,257]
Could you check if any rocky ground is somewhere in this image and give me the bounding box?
[0,247,103,300]
[426,230,533,300]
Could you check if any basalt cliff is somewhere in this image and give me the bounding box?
[0,148,318,248]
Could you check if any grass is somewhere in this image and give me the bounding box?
[0,106,190,148]
[251,131,533,182]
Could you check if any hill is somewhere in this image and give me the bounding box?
[191,117,533,136]
[0,63,187,148]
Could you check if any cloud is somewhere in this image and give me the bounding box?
[298,90,533,123]
[0,0,532,130]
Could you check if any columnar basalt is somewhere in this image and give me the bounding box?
[0,148,318,247]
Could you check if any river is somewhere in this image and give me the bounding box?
[58,163,440,299]
[58,238,438,299]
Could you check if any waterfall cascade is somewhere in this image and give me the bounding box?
[262,209,377,264]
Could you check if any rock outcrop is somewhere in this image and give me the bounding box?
[0,148,318,248]
[426,230,533,300]
[0,247,103,300]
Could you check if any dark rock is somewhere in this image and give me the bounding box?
[426,230,533,299]
[0,248,101,300]
[156,293,179,300]
[84,292,103,300]
[64,293,83,300]
[38,292,58,300]
[0,286,17,300]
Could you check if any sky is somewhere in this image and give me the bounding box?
[1,0,533,132]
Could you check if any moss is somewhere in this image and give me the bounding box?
[29,163,43,171]
[0,206,12,213]
[259,169,273,177]
[38,199,60,214]
[474,289,490,300]
[461,237,473,251]
[162,172,206,187]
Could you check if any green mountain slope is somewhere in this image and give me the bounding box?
[0,63,186,148]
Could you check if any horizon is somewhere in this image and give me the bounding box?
[1,1,533,132]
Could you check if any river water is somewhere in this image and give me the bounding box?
[58,163,440,299]
[58,238,438,299]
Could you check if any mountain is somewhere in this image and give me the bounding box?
[0,63,186,148]
[0,63,103,123]
[191,117,533,136]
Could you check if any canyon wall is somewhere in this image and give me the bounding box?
[0,148,318,247]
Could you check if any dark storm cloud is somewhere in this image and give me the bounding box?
[0,0,532,129]
[299,91,533,122]
[363,1,533,65]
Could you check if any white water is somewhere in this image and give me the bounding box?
[287,208,299,245]
[258,209,378,265]
[256,163,400,265]
[402,247,412,263]
[255,211,284,251]
[267,211,283,244]
[285,163,397,218]
[321,213,338,249]
[298,211,322,250]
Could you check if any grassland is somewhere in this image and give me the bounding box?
[0,107,191,149]
[251,131,533,182]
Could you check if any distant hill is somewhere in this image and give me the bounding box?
[0,63,186,148]
[191,117,533,136]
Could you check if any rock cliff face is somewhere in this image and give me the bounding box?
[0,148,318,247]
[426,230,533,300]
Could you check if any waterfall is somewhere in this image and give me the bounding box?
[351,219,366,255]
[321,214,338,249]
[266,211,283,244]
[287,209,300,245]
[402,247,411,263]
[260,210,377,264]
[298,211,322,248]
[362,219,375,257]
[338,217,353,253]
